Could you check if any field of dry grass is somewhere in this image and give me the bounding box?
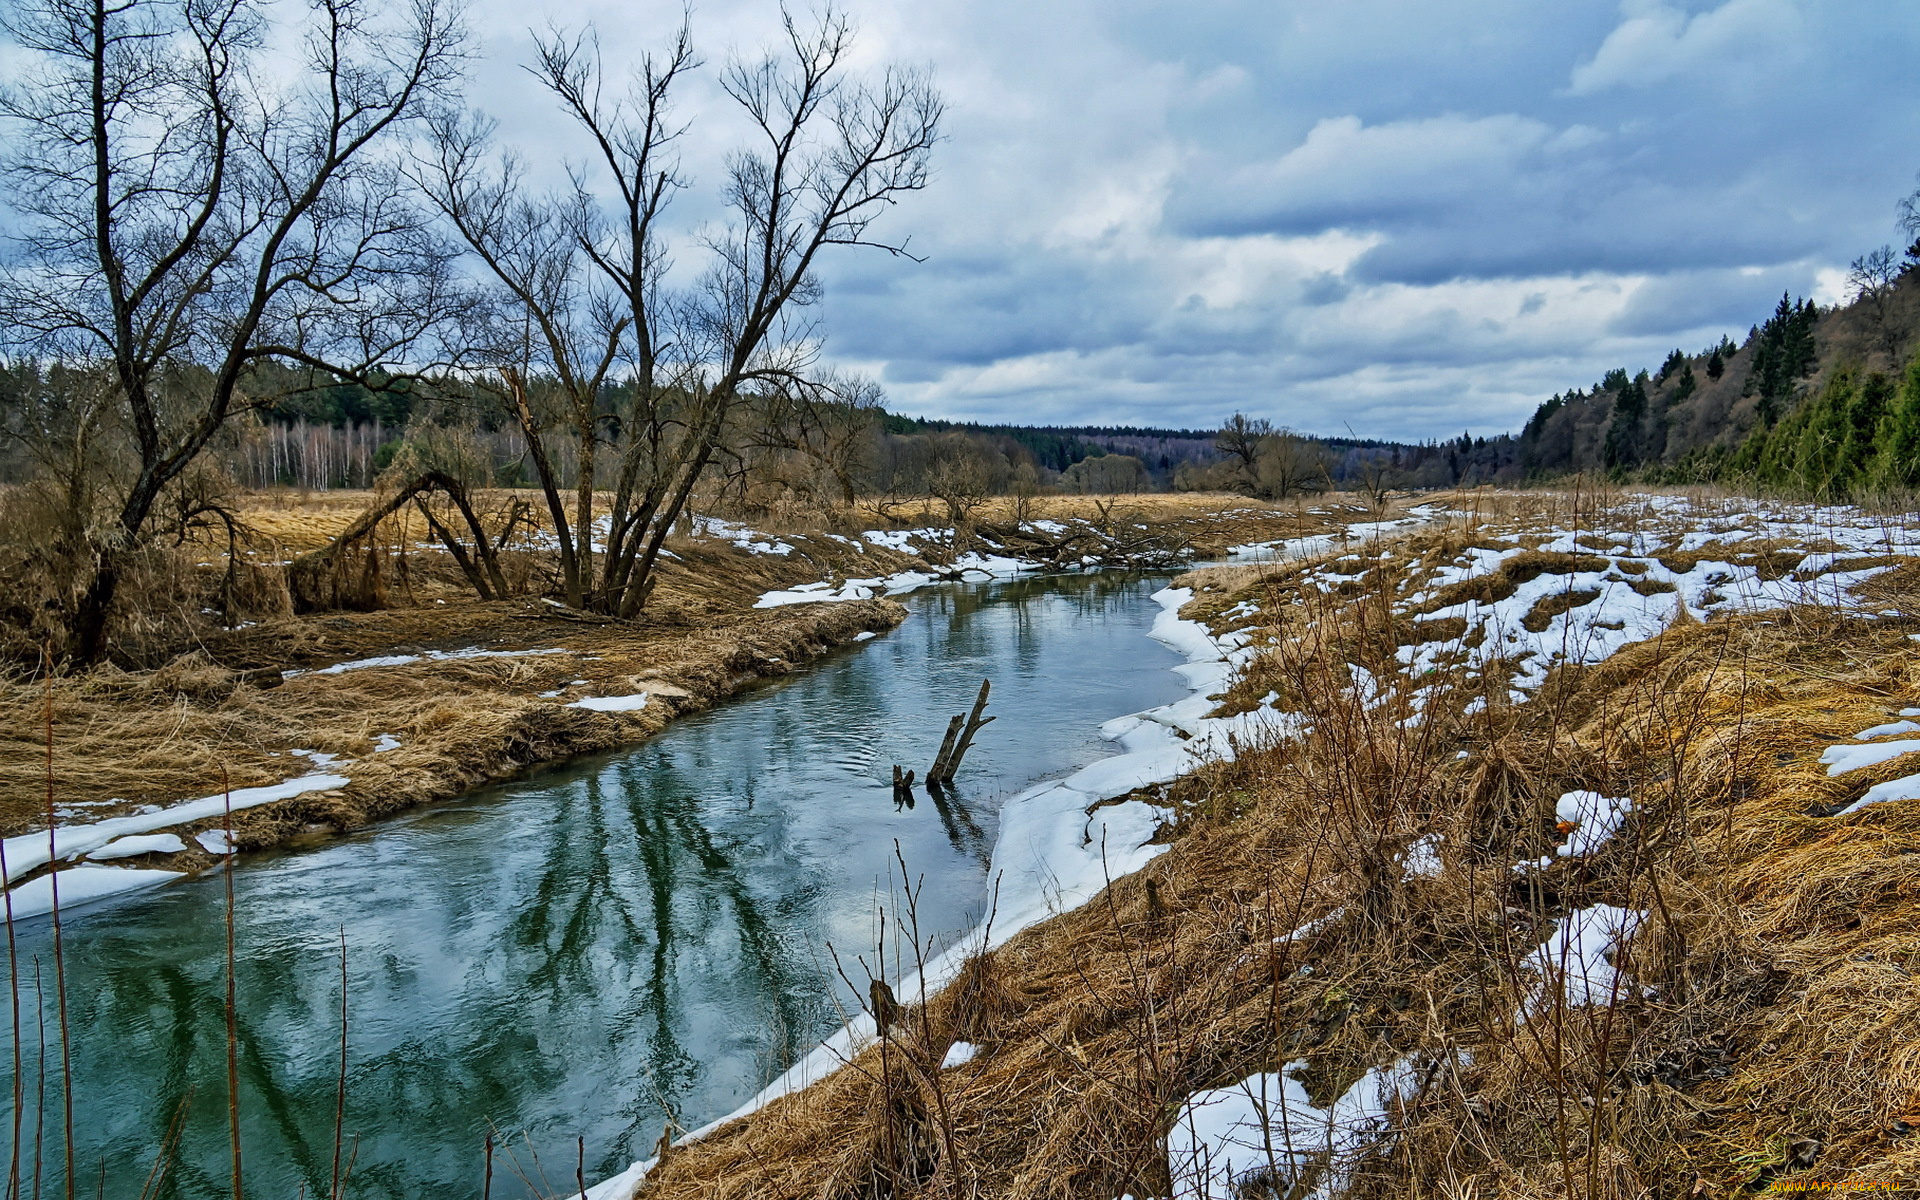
[630,488,1920,1198]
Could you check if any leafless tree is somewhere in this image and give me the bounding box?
[431,7,940,617]
[734,369,886,507]
[1253,430,1332,499]
[0,0,466,661]
[1849,244,1904,365]
[1215,412,1273,489]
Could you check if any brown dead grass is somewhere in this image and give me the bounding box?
[632,512,1920,1199]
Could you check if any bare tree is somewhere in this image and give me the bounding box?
[1253,430,1332,499]
[415,108,629,609]
[734,370,886,507]
[1849,244,1904,365]
[0,0,466,661]
[433,7,940,618]
[1215,412,1273,489]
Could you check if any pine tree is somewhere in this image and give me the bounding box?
[1706,348,1724,379]
[1603,373,1648,469]
[1790,368,1855,497]
[1870,359,1920,491]
[1837,371,1895,493]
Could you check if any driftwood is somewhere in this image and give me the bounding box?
[970,516,1189,570]
[928,679,994,786]
[287,471,508,612]
[892,765,918,808]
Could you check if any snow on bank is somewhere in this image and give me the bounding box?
[1169,1057,1423,1199]
[284,646,562,678]
[1229,512,1438,562]
[3,867,185,921]
[589,584,1285,1194]
[568,693,651,714]
[691,516,795,556]
[1354,495,1920,699]
[2,770,347,881]
[89,833,187,860]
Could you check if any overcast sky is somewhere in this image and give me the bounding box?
[472,0,1920,438]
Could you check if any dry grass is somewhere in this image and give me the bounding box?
[633,498,1920,1199]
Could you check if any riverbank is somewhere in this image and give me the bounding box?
[624,489,1920,1198]
[0,491,1386,916]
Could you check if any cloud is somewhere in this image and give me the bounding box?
[433,0,1920,439]
[1567,0,1803,95]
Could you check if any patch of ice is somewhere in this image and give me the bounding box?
[1553,791,1632,857]
[941,1042,978,1069]
[852,631,877,642]
[196,829,233,855]
[87,834,186,860]
[371,734,402,753]
[4,867,183,921]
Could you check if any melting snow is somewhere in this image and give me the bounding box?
[569,694,651,714]
[1554,791,1632,857]
[1168,1058,1423,1199]
[286,646,562,678]
[1523,904,1645,1017]
[1820,739,1920,777]
[87,834,186,860]
[4,867,183,921]
[0,770,348,881]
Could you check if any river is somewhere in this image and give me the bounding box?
[3,570,1191,1198]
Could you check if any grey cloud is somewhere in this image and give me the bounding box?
[447,0,1920,437]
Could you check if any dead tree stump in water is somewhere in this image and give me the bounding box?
[928,679,994,786]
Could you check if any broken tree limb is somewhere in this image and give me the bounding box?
[935,679,995,784]
[927,714,967,783]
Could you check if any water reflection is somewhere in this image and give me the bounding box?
[4,571,1186,1198]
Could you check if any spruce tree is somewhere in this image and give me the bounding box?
[1870,359,1920,491]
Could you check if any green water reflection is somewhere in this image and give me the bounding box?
[5,571,1185,1197]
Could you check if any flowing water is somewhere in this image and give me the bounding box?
[4,570,1191,1198]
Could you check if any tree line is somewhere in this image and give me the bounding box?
[1517,188,1920,495]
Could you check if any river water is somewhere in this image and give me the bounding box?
[4,570,1189,1199]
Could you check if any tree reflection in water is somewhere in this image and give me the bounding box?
[2,570,1188,1198]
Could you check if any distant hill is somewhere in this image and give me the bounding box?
[1515,261,1920,494]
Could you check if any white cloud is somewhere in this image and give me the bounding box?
[1568,0,1803,95]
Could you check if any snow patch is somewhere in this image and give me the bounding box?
[1169,1058,1422,1199]
[1821,739,1920,777]
[568,694,652,714]
[0,770,348,882]
[5,867,183,921]
[87,834,186,860]
[1553,791,1632,857]
[1523,904,1645,1017]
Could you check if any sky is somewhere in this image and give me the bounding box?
[136,1,1920,438]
